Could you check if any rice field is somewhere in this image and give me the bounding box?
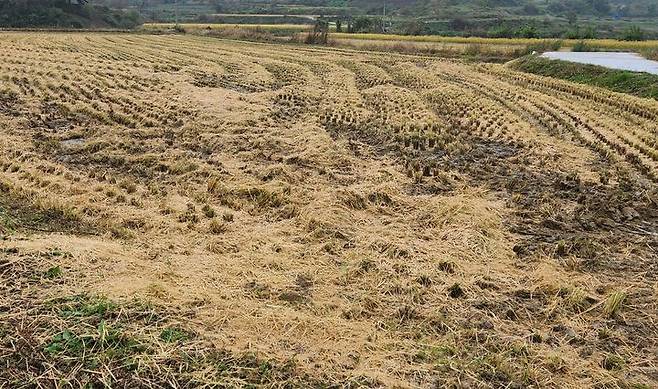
[0,32,657,388]
[143,22,313,32]
[333,37,523,58]
[141,23,658,58]
[143,23,658,52]
[331,32,658,51]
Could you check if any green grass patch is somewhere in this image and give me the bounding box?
[0,205,15,235]
[44,265,63,279]
[53,295,118,318]
[159,326,192,343]
[44,320,144,360]
[510,56,658,100]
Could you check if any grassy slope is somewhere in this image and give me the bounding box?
[510,55,658,100]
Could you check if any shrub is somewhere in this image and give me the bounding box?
[517,24,538,39]
[642,48,658,61]
[488,25,515,38]
[620,26,645,41]
[305,20,329,45]
[352,16,382,33]
[571,40,594,52]
[564,26,598,39]
[398,19,427,36]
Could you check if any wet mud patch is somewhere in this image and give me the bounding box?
[425,138,658,279]
[191,72,224,88]
[0,89,22,116]
[345,129,658,280]
[323,116,658,277]
[27,101,99,134]
[401,138,523,195]
[61,137,86,147]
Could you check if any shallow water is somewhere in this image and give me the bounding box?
[541,51,658,75]
[61,138,85,147]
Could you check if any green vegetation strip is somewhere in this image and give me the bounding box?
[510,56,658,100]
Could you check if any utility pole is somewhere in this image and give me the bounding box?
[382,0,386,33]
[175,0,179,26]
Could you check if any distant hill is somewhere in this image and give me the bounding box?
[0,0,141,29]
[93,0,658,38]
[102,0,656,18]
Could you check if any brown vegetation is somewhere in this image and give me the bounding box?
[0,33,657,388]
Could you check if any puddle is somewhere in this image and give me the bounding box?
[61,138,85,147]
[541,51,658,75]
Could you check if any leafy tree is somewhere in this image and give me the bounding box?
[517,24,538,38]
[305,18,329,44]
[488,23,514,38]
[620,25,645,41]
[449,17,467,31]
[351,16,382,33]
[398,18,426,36]
[566,11,577,25]
[581,26,597,39]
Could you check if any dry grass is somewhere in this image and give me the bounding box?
[0,249,329,387]
[141,25,658,53]
[143,23,312,32]
[330,32,658,51]
[0,32,657,388]
[326,37,522,61]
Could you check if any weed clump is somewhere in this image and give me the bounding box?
[571,40,594,52]
[437,260,456,274]
[603,291,626,318]
[160,327,191,343]
[209,219,227,234]
[448,283,465,298]
[602,354,625,371]
[201,204,216,218]
[44,265,63,279]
